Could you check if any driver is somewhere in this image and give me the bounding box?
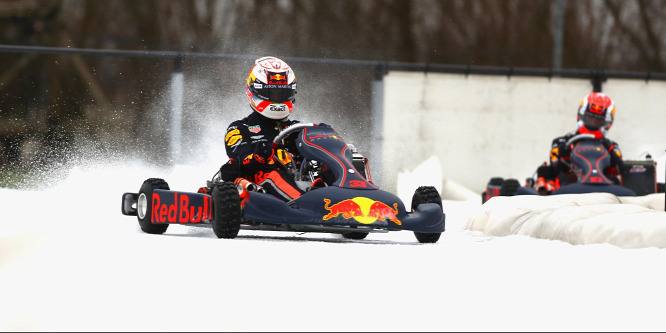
[536,92,624,193]
[219,56,304,202]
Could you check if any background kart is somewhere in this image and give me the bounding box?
[121,123,446,243]
[482,133,664,203]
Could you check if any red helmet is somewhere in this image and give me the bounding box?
[246,56,296,120]
[577,92,615,134]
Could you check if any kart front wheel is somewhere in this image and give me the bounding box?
[411,186,443,243]
[137,178,170,234]
[211,182,242,239]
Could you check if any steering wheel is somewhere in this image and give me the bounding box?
[550,133,596,175]
[272,122,315,149]
[564,133,596,147]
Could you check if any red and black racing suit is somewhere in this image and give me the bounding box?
[538,129,624,189]
[221,111,304,202]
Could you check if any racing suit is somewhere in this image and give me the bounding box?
[537,129,624,190]
[221,111,304,201]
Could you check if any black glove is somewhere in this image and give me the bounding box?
[219,161,241,182]
[254,142,274,161]
[537,165,554,179]
[282,131,300,153]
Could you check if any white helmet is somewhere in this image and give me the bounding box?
[246,56,296,120]
[576,92,616,134]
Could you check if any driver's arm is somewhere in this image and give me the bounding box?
[602,138,624,183]
[549,136,571,177]
[224,123,275,177]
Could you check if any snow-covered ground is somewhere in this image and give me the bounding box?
[1,159,666,331]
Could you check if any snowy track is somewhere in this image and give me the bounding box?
[2,163,666,331]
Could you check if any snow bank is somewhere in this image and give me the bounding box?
[397,155,479,203]
[466,192,666,249]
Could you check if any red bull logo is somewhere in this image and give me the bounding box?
[268,72,288,85]
[152,192,210,224]
[323,197,402,225]
[270,74,285,81]
[590,104,604,114]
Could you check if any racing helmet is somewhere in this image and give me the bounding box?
[576,92,615,134]
[246,56,296,120]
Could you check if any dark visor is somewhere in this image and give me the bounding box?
[583,114,605,128]
[254,85,296,103]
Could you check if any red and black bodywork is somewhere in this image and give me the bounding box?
[122,124,445,242]
[481,134,661,203]
[548,135,637,196]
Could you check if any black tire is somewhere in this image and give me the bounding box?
[211,182,242,239]
[342,231,369,240]
[500,178,521,196]
[137,178,170,234]
[482,177,505,203]
[411,186,443,243]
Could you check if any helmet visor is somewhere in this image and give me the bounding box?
[583,114,605,130]
[254,84,296,103]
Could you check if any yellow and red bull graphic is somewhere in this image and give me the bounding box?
[152,192,211,224]
[267,71,288,85]
[323,197,402,225]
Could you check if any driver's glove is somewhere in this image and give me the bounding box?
[537,164,554,180]
[254,142,274,163]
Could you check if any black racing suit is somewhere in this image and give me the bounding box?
[221,111,304,201]
[538,129,624,188]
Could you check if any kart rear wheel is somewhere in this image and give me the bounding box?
[137,178,170,234]
[211,182,242,239]
[500,178,521,196]
[342,231,369,240]
[411,186,443,243]
[482,177,504,204]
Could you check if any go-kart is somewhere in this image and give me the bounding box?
[482,133,662,203]
[121,123,445,243]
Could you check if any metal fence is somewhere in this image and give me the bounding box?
[1,44,665,186]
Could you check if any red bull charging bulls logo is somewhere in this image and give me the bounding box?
[323,197,402,225]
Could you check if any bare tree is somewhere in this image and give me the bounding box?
[0,0,664,172]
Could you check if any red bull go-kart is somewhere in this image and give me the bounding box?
[121,123,445,243]
[481,133,663,203]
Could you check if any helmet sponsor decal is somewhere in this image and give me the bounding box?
[589,103,604,115]
[269,104,287,112]
[270,73,286,81]
[267,71,288,85]
[323,197,402,225]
